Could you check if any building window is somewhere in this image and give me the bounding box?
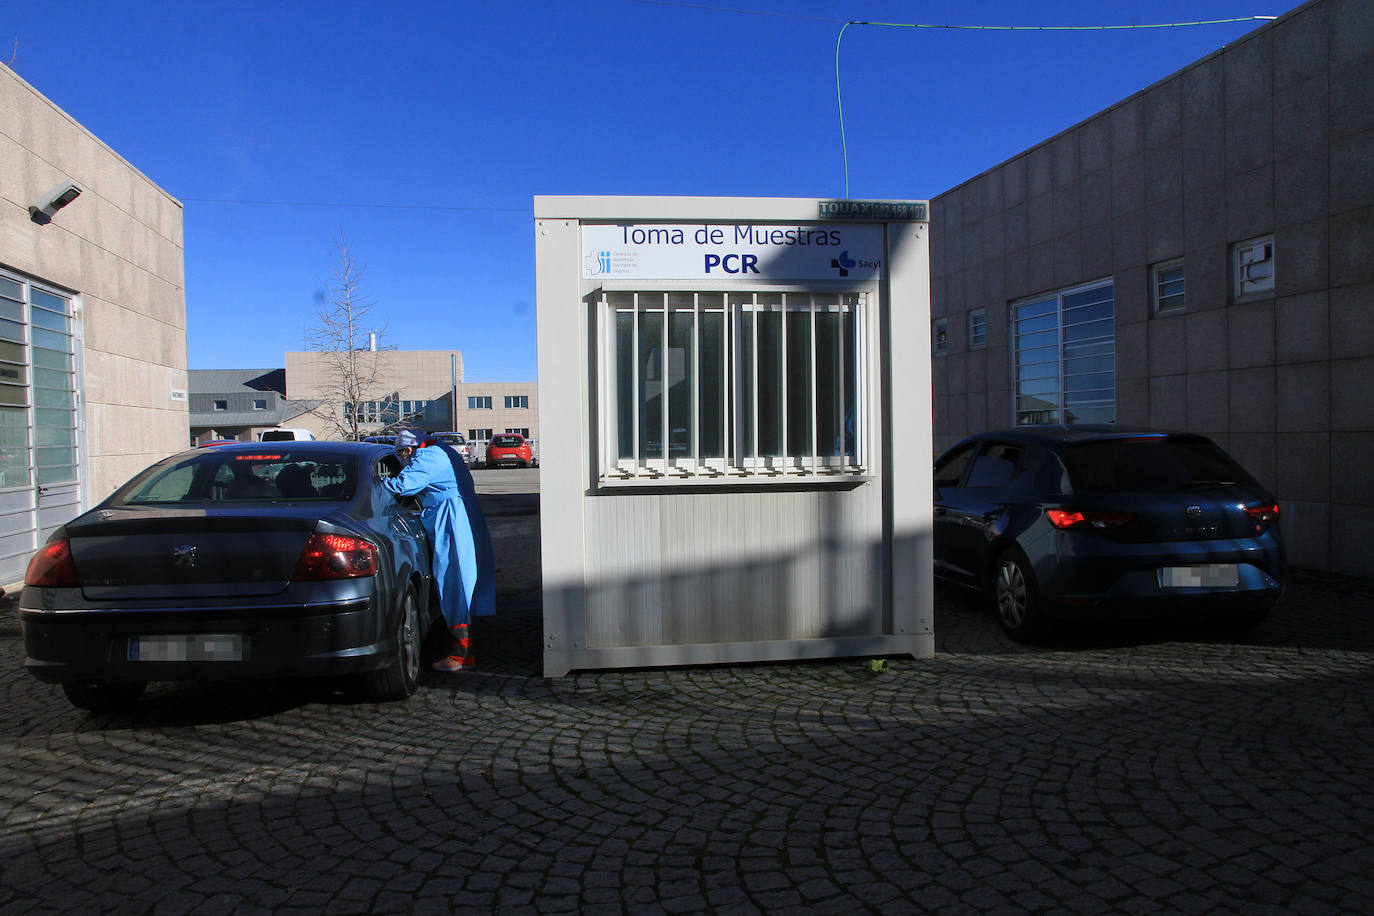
[252,398,267,410]
[504,395,528,409]
[506,427,530,437]
[1012,280,1115,426]
[968,309,987,350]
[1233,236,1274,301]
[468,396,492,410]
[600,290,868,481]
[468,428,492,441]
[1152,259,1186,314]
[933,318,949,356]
[212,399,227,411]
[0,277,79,489]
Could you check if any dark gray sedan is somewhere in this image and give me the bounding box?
[20,442,438,711]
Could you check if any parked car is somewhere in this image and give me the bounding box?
[19,441,442,711]
[932,426,1283,641]
[485,434,534,468]
[259,428,315,441]
[431,431,475,466]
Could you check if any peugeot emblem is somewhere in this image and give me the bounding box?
[1186,505,1203,519]
[172,545,198,568]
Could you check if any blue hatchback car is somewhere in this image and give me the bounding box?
[933,426,1284,640]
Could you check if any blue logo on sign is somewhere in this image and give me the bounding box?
[830,250,857,277]
[600,251,612,273]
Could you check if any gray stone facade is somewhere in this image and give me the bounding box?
[929,0,1374,576]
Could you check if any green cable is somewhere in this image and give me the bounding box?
[834,14,1277,197]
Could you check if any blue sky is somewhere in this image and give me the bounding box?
[5,1,1294,382]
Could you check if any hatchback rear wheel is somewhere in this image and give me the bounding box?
[993,550,1045,641]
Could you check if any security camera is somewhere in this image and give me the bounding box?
[29,182,82,225]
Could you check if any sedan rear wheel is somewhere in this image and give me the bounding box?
[364,586,421,701]
[993,550,1045,642]
[62,680,146,713]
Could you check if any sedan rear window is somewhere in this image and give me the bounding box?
[114,451,358,505]
[1062,437,1256,493]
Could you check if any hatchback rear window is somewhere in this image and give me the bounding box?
[1061,437,1256,492]
[114,451,358,505]
[490,436,523,446]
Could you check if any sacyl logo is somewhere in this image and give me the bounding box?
[831,250,857,277]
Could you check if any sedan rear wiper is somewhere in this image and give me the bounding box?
[1176,480,1239,490]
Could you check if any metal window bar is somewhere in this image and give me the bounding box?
[750,295,759,477]
[631,293,640,477]
[660,292,668,473]
[810,297,818,476]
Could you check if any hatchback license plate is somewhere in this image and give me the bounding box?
[128,634,247,662]
[1158,564,1239,589]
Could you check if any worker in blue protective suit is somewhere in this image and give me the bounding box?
[382,429,495,672]
[428,434,496,622]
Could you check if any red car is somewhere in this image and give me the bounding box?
[485,434,534,468]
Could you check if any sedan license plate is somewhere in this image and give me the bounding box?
[128,634,247,662]
[1158,564,1239,589]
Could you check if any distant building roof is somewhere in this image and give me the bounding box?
[189,368,286,395]
[188,400,321,429]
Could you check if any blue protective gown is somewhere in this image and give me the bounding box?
[434,442,496,619]
[382,445,494,627]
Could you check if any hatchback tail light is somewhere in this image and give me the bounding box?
[1046,508,1136,530]
[292,533,379,580]
[25,539,81,587]
[1244,502,1280,532]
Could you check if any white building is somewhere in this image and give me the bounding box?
[0,64,187,586]
[535,196,933,677]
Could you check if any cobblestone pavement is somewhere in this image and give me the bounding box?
[2,477,1372,914]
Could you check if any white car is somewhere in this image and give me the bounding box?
[259,428,316,441]
[431,432,475,466]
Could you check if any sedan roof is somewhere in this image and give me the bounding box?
[173,440,396,458]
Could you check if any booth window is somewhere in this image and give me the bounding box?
[1012,280,1115,426]
[600,290,868,481]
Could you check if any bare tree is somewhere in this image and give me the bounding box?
[303,232,392,441]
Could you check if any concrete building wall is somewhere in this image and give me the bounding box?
[928,0,1374,576]
[453,380,539,442]
[285,348,463,433]
[285,349,463,401]
[0,64,186,573]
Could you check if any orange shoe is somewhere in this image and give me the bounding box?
[431,655,477,673]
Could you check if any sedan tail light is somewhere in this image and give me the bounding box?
[292,533,379,580]
[1244,502,1280,532]
[26,539,81,587]
[1046,508,1136,530]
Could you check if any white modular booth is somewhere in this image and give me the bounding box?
[534,196,934,677]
